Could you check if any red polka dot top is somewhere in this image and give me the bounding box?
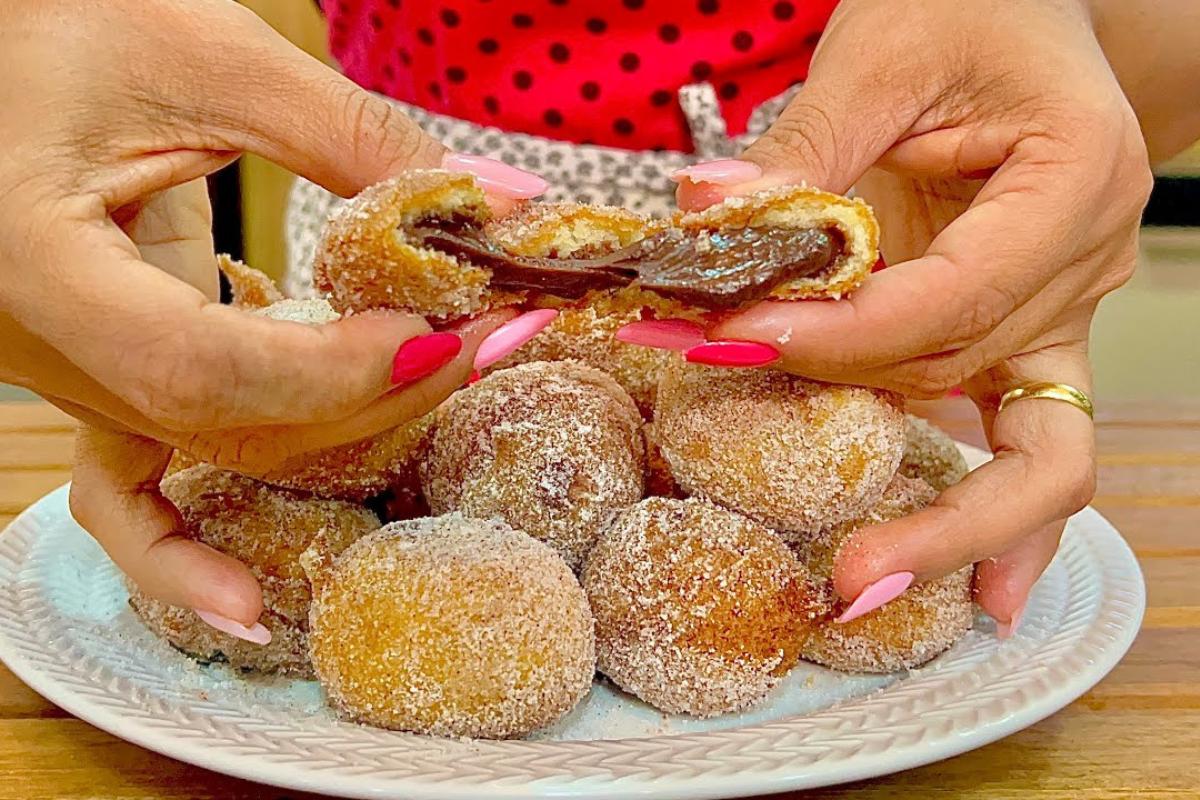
[324,0,838,152]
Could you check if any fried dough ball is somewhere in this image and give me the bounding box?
[421,360,645,571]
[583,497,820,717]
[486,204,682,416]
[654,361,906,534]
[172,299,433,503]
[305,514,595,738]
[793,475,974,673]
[899,414,970,492]
[677,184,879,300]
[313,170,497,320]
[128,465,378,676]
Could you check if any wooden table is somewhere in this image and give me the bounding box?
[1,399,1197,799]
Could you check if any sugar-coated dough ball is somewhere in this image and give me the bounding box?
[654,361,906,534]
[128,465,378,676]
[305,514,595,738]
[583,497,820,717]
[421,360,645,571]
[899,414,969,492]
[794,475,974,673]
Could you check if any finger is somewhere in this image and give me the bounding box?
[144,3,547,201]
[974,520,1065,635]
[13,221,440,431]
[832,347,1095,602]
[179,310,513,473]
[674,18,923,210]
[119,178,218,301]
[709,148,1108,377]
[68,426,264,628]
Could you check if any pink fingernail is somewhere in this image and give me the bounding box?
[617,319,707,352]
[474,309,558,370]
[670,159,763,186]
[684,340,780,368]
[442,153,549,198]
[835,572,915,624]
[996,604,1025,640]
[195,610,272,645]
[392,332,463,386]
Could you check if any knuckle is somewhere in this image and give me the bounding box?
[337,85,431,174]
[758,100,839,177]
[192,430,294,475]
[1064,462,1098,515]
[67,482,99,531]
[891,353,977,398]
[119,332,225,431]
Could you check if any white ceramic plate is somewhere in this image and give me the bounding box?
[0,446,1144,800]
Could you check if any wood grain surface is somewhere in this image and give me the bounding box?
[0,399,1196,799]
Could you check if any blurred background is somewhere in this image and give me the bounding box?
[2,0,1197,404]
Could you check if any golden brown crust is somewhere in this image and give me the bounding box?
[655,360,906,534]
[793,475,974,672]
[486,201,668,257]
[313,170,496,319]
[421,361,645,571]
[128,465,378,677]
[678,185,880,300]
[218,255,284,309]
[305,514,595,738]
[583,497,821,717]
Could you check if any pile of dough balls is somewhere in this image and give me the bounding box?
[129,260,979,737]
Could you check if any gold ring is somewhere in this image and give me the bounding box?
[998,382,1094,419]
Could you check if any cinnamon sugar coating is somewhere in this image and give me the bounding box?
[654,360,906,534]
[793,475,974,673]
[583,497,821,717]
[421,361,645,571]
[899,414,970,492]
[128,465,378,677]
[305,514,595,738]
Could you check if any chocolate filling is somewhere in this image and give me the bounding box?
[412,217,844,309]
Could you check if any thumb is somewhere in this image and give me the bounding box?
[675,42,918,210]
[185,4,546,199]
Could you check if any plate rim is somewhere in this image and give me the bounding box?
[0,478,1146,800]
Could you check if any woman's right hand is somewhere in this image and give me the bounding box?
[0,0,547,468]
[0,0,545,636]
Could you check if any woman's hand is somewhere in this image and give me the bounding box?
[0,0,545,467]
[639,0,1152,630]
[0,0,546,637]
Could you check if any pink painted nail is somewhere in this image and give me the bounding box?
[617,319,707,352]
[195,610,272,645]
[442,153,549,198]
[835,572,915,624]
[684,340,780,368]
[391,332,463,386]
[996,604,1025,640]
[474,309,558,370]
[670,159,763,186]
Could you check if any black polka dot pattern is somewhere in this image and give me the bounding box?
[329,0,832,151]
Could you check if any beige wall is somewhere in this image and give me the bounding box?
[237,0,329,281]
